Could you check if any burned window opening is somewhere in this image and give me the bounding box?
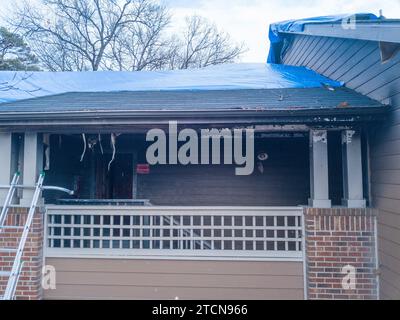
[44,134,136,203]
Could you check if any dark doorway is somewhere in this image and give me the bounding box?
[96,153,133,199]
[328,131,344,205]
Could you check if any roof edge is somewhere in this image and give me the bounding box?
[0,106,387,129]
[267,13,400,64]
[279,21,400,43]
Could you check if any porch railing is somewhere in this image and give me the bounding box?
[44,206,304,261]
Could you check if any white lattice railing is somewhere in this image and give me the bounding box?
[44,206,304,261]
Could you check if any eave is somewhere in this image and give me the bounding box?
[280,21,400,43]
[0,107,386,133]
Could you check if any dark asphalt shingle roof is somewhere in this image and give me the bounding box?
[0,87,384,114]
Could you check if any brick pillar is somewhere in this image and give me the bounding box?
[304,207,378,300]
[0,207,44,300]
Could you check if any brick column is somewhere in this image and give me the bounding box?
[304,207,378,300]
[0,207,44,300]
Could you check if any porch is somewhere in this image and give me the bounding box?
[0,126,377,300]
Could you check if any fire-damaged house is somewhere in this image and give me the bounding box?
[0,13,399,300]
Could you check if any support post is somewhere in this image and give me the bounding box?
[342,130,366,208]
[0,133,12,203]
[309,130,331,208]
[20,133,43,207]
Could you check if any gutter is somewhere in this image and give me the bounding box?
[279,21,400,43]
[0,108,386,132]
[0,105,386,120]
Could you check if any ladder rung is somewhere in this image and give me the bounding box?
[0,226,24,230]
[0,248,17,253]
[0,271,11,277]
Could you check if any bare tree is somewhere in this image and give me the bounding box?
[12,1,245,72]
[173,16,246,70]
[29,36,87,71]
[108,15,246,71]
[13,0,163,71]
[105,5,171,71]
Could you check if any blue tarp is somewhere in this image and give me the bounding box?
[267,13,379,63]
[0,63,342,103]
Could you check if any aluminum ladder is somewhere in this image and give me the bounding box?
[0,172,74,300]
[0,172,20,229]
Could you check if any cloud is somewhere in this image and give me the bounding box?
[166,0,400,62]
[2,0,400,63]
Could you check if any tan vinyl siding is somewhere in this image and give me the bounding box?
[368,110,400,301]
[282,34,400,299]
[44,258,304,300]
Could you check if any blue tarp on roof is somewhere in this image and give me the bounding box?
[267,13,378,63]
[0,63,342,103]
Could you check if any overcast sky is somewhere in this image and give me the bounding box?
[1,0,400,63]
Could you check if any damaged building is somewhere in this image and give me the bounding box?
[0,14,399,300]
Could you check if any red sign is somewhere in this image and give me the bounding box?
[136,164,150,174]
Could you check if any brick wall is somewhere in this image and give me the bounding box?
[304,207,378,300]
[0,207,44,300]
